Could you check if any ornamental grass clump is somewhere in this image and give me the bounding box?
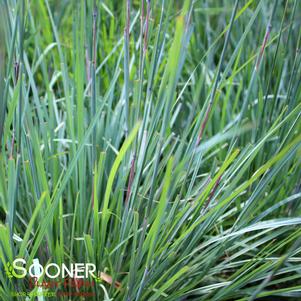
[0,0,301,300]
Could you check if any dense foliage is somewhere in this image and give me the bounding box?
[0,0,301,300]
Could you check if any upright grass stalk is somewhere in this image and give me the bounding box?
[75,0,86,235]
[124,0,130,136]
[16,0,25,155]
[0,6,5,148]
[91,2,97,166]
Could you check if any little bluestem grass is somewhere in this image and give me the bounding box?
[0,0,301,300]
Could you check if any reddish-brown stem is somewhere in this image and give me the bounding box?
[92,7,97,67]
[9,131,15,160]
[203,175,222,211]
[256,23,272,71]
[196,102,212,146]
[125,155,136,204]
